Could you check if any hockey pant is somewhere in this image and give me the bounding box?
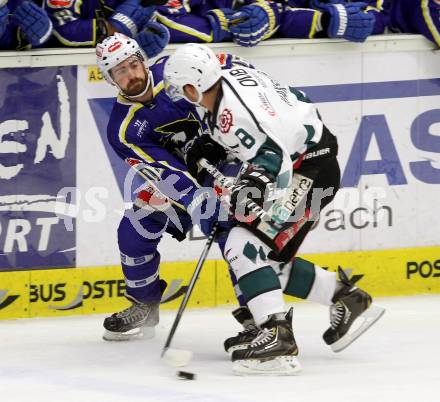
[224,156,341,325]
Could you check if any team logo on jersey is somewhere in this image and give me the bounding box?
[220,108,233,134]
[134,119,149,137]
[47,0,74,8]
[109,41,122,53]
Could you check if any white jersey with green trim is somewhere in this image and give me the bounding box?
[209,66,323,190]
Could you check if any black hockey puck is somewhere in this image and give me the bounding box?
[177,371,196,380]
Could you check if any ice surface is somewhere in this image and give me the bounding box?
[1,295,439,402]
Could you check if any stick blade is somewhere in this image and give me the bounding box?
[162,348,193,367]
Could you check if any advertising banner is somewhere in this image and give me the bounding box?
[0,66,77,271]
[1,46,439,320]
[77,50,440,266]
[1,245,439,319]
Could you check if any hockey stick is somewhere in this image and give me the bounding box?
[125,156,218,364]
[161,223,218,366]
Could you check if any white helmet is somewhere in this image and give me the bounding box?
[96,33,152,98]
[164,43,221,105]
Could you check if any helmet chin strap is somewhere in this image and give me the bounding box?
[118,70,153,100]
[183,89,203,107]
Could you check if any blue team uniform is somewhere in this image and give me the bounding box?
[155,0,235,43]
[390,0,440,47]
[43,0,121,46]
[280,0,440,45]
[280,0,389,39]
[156,0,281,43]
[106,55,243,304]
[154,0,387,43]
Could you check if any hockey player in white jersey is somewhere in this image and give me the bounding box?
[164,43,385,375]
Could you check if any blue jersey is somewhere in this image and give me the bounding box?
[156,0,281,43]
[155,0,233,43]
[280,0,389,39]
[107,56,205,210]
[390,0,440,46]
[43,0,121,46]
[106,53,251,210]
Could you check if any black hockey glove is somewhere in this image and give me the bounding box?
[230,166,275,218]
[184,135,227,183]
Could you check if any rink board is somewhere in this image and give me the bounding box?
[0,37,439,273]
[1,37,440,320]
[1,245,439,320]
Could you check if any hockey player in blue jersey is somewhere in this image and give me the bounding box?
[0,0,53,50]
[43,0,169,55]
[154,0,284,46]
[154,0,383,46]
[96,32,238,340]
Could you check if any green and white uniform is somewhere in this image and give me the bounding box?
[207,66,337,325]
[208,66,323,193]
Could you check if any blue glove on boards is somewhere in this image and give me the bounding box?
[13,1,53,46]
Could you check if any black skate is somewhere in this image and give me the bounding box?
[323,268,385,352]
[224,307,259,353]
[103,297,159,341]
[231,308,302,375]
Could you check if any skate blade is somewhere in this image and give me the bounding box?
[232,355,302,376]
[331,304,385,353]
[103,326,155,341]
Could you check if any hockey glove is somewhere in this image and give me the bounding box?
[230,166,275,217]
[228,2,281,47]
[206,8,234,42]
[13,1,53,47]
[311,0,375,42]
[184,135,228,184]
[136,21,170,58]
[0,2,9,40]
[187,189,232,237]
[109,0,156,38]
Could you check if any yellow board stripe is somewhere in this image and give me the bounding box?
[1,245,440,320]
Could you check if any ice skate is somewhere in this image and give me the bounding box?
[231,308,302,375]
[323,268,385,352]
[224,306,259,353]
[103,297,159,341]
